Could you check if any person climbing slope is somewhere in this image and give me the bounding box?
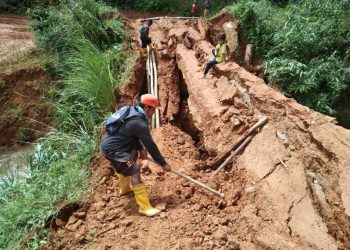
[202,33,228,78]
[100,94,171,217]
[139,19,153,57]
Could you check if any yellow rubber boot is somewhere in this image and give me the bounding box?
[139,48,147,57]
[118,174,132,196]
[148,43,154,52]
[132,183,160,217]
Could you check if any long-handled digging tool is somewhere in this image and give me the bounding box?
[147,157,225,198]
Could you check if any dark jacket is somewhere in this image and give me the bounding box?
[100,106,166,167]
[204,0,211,8]
[139,23,150,39]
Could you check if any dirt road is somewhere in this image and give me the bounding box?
[0,14,34,63]
[51,13,350,250]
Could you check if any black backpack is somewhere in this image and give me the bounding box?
[105,106,131,136]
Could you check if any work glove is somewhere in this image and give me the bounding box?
[162,163,171,172]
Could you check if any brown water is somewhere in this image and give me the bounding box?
[0,145,33,185]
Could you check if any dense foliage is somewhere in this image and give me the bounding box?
[0,0,132,248]
[0,0,60,13]
[30,0,130,112]
[105,0,231,15]
[229,0,350,125]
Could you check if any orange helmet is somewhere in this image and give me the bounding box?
[140,94,162,109]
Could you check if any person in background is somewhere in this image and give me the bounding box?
[100,94,171,217]
[139,19,153,57]
[191,0,197,17]
[202,33,228,78]
[204,0,211,16]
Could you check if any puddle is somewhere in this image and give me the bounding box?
[0,145,33,186]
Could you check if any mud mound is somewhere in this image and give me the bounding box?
[50,14,350,250]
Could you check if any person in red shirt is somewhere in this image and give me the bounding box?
[191,0,197,17]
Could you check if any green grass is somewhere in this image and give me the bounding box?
[61,40,128,112]
[228,0,350,120]
[30,0,127,56]
[0,130,95,249]
[0,0,133,248]
[104,0,230,15]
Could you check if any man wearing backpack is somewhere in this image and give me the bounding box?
[139,19,153,57]
[100,94,171,217]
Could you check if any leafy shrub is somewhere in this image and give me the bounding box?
[105,0,183,12]
[229,0,350,117]
[0,0,60,13]
[31,0,127,54]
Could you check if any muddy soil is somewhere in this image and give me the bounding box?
[0,15,52,146]
[50,13,350,250]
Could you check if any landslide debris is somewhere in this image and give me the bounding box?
[50,13,350,250]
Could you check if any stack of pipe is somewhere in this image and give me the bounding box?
[146,49,160,128]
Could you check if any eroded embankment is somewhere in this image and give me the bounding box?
[50,13,350,250]
[0,57,53,146]
[0,15,51,146]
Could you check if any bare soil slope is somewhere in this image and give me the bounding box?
[0,15,52,146]
[51,13,350,250]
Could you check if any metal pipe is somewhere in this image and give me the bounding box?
[146,49,151,94]
[141,16,199,22]
[212,134,254,176]
[148,48,156,129]
[151,51,160,128]
[151,52,156,129]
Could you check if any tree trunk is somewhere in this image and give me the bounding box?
[244,44,254,71]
